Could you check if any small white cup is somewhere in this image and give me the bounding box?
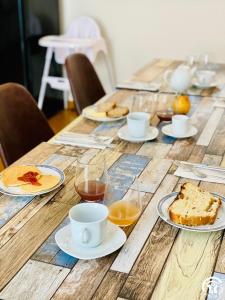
[196,70,215,86]
[127,112,150,138]
[69,203,108,248]
[172,115,190,136]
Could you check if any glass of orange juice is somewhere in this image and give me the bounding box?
[103,177,142,227]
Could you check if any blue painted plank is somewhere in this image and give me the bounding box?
[107,153,150,198]
[32,217,78,269]
[189,95,201,116]
[157,122,176,144]
[0,196,34,229]
[93,119,126,135]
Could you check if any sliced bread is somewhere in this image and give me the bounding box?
[168,182,221,226]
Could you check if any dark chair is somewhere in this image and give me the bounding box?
[65,53,105,114]
[0,83,54,167]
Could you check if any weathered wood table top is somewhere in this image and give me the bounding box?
[127,58,225,98]
[0,58,225,300]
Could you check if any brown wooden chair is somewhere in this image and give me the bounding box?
[65,53,105,114]
[0,83,54,167]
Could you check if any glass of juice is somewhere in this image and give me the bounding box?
[156,93,174,122]
[103,177,142,227]
[74,156,108,202]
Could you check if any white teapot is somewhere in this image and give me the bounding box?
[164,65,195,93]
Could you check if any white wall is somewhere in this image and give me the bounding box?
[60,0,225,90]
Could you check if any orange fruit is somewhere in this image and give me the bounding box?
[172,95,191,114]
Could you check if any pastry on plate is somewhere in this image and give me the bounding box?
[98,101,116,113]
[20,175,60,193]
[168,182,221,226]
[107,106,129,118]
[2,165,41,187]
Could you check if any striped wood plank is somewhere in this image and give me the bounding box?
[0,201,74,290]
[197,107,224,146]
[52,256,118,300]
[70,118,98,134]
[119,219,178,300]
[107,153,150,187]
[92,271,127,300]
[151,230,222,300]
[32,217,78,269]
[114,140,143,154]
[0,260,70,300]
[137,142,172,159]
[93,119,126,137]
[55,145,87,157]
[206,114,225,156]
[111,174,179,274]
[13,142,61,165]
[133,58,175,82]
[0,189,62,249]
[132,158,172,193]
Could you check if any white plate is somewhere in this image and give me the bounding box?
[117,125,159,143]
[162,124,198,139]
[157,192,225,232]
[82,105,128,122]
[55,222,127,259]
[0,165,65,197]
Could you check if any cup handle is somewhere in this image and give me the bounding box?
[81,228,91,244]
[163,70,172,83]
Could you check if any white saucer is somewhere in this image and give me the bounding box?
[162,124,197,139]
[192,80,218,89]
[117,125,159,143]
[157,192,225,232]
[55,222,127,260]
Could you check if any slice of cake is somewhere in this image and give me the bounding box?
[168,182,222,226]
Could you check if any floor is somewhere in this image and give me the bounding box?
[48,107,78,134]
[0,105,78,171]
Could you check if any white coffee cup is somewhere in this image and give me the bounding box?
[127,112,150,138]
[172,115,190,136]
[196,70,215,87]
[69,203,108,248]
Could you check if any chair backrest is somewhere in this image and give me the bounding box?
[66,16,101,39]
[65,53,105,114]
[0,83,54,166]
[54,16,101,64]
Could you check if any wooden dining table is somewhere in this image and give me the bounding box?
[0,58,225,300]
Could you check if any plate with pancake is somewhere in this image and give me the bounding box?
[0,164,65,197]
[157,182,225,232]
[82,101,129,122]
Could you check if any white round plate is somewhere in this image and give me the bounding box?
[157,192,225,232]
[192,80,218,89]
[82,105,128,122]
[0,165,65,197]
[55,222,127,260]
[162,124,198,139]
[117,125,159,143]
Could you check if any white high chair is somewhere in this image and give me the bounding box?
[38,16,114,110]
